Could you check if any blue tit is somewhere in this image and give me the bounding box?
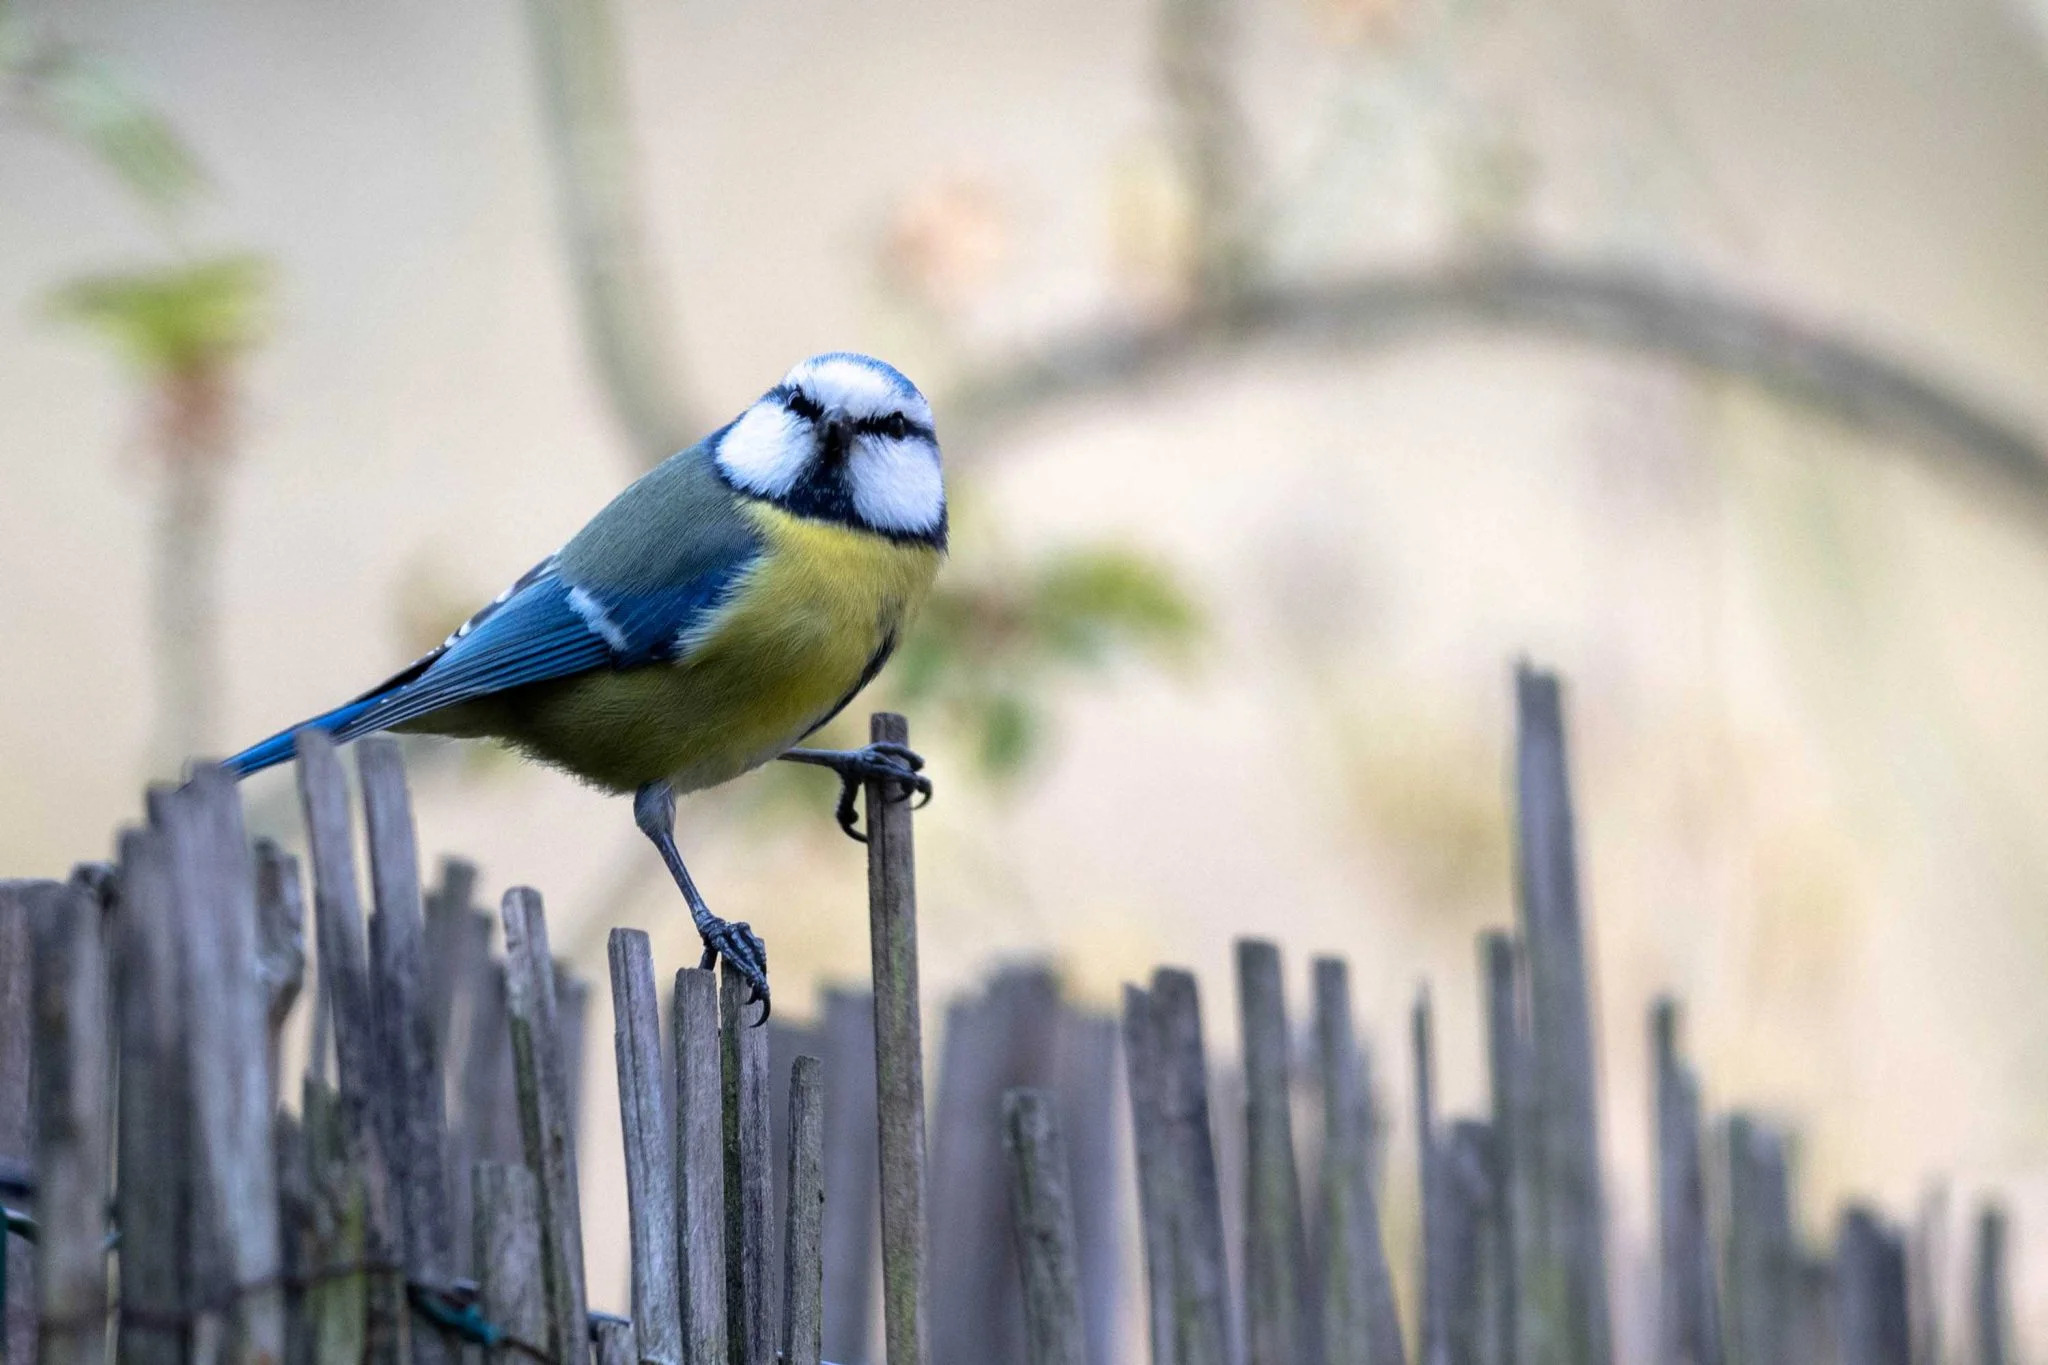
[225,352,948,1016]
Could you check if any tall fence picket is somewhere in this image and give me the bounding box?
[781,1055,827,1365]
[1654,1000,1721,1365]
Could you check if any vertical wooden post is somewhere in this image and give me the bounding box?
[1237,940,1310,1365]
[1413,986,1446,1365]
[1653,1000,1722,1365]
[673,968,729,1365]
[1054,1006,1123,1365]
[1123,983,1177,1365]
[114,830,192,1365]
[359,739,455,1365]
[167,768,285,1365]
[1722,1115,1793,1365]
[781,1056,827,1365]
[29,880,110,1365]
[1970,1204,2009,1365]
[1440,1122,1498,1365]
[817,988,879,1365]
[0,882,33,1365]
[296,730,404,1365]
[1836,1208,1908,1365]
[302,1080,372,1365]
[591,1317,636,1365]
[474,1161,548,1365]
[1000,1090,1087,1365]
[1480,933,1531,1365]
[503,887,588,1365]
[1311,958,1405,1365]
[866,713,930,1365]
[722,960,774,1365]
[254,840,308,1112]
[1513,666,1613,1365]
[610,929,683,1365]
[1150,968,1233,1365]
[1907,1185,1946,1365]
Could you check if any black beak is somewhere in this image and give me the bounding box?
[821,416,852,466]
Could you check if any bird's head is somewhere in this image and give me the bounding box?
[713,352,946,548]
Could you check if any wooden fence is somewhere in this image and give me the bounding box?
[0,682,2028,1365]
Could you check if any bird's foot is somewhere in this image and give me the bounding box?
[698,914,771,1025]
[789,742,932,841]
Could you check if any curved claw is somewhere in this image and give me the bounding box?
[825,743,935,843]
[697,917,772,1025]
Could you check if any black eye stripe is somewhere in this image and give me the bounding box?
[782,387,826,421]
[851,414,934,440]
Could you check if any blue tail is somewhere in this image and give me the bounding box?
[223,696,382,779]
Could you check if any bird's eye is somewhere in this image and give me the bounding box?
[881,413,909,440]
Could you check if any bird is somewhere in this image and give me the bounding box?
[224,352,948,1020]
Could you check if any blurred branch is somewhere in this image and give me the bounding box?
[943,253,2048,510]
[522,0,698,465]
[1157,0,1258,313]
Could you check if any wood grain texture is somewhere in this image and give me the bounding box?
[722,959,774,1365]
[503,887,588,1365]
[1480,933,1533,1365]
[816,989,879,1365]
[672,968,728,1365]
[114,831,192,1365]
[359,738,455,1365]
[1312,958,1404,1365]
[29,880,110,1365]
[779,1056,826,1365]
[1121,984,1176,1365]
[866,713,931,1365]
[1149,968,1232,1365]
[1236,940,1309,1365]
[1512,667,1613,1365]
[609,929,683,1365]
[474,1161,548,1365]
[1000,1091,1086,1365]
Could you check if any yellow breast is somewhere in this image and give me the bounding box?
[460,504,942,793]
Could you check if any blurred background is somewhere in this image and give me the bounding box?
[4,0,2048,1354]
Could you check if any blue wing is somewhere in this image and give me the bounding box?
[223,549,755,778]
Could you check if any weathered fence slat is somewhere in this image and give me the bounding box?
[254,840,308,1107]
[1513,665,1614,1365]
[1971,1203,2010,1365]
[1907,1185,1946,1365]
[1836,1208,1908,1365]
[781,1055,826,1365]
[473,1160,548,1365]
[502,886,588,1365]
[1237,940,1310,1365]
[867,712,931,1365]
[609,928,683,1365]
[817,988,879,1365]
[1653,999,1722,1365]
[0,881,33,1365]
[723,958,775,1365]
[114,830,191,1365]
[1413,985,1446,1365]
[168,768,285,1365]
[1441,1120,1498,1365]
[295,731,405,1365]
[360,739,456,1365]
[1479,932,1530,1365]
[591,1314,635,1365]
[1311,957,1404,1365]
[1722,1114,1794,1365]
[1149,967,1233,1365]
[672,967,728,1365]
[1122,983,1177,1365]
[301,1080,372,1365]
[1000,1090,1086,1365]
[30,879,109,1365]
[274,1109,312,1365]
[1052,1005,1122,1365]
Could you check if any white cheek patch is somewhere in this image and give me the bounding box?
[848,434,945,534]
[715,402,811,497]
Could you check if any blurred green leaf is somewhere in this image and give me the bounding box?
[888,537,1205,777]
[48,254,272,377]
[1,9,205,216]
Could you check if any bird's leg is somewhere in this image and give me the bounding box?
[778,742,932,842]
[633,780,770,1022]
